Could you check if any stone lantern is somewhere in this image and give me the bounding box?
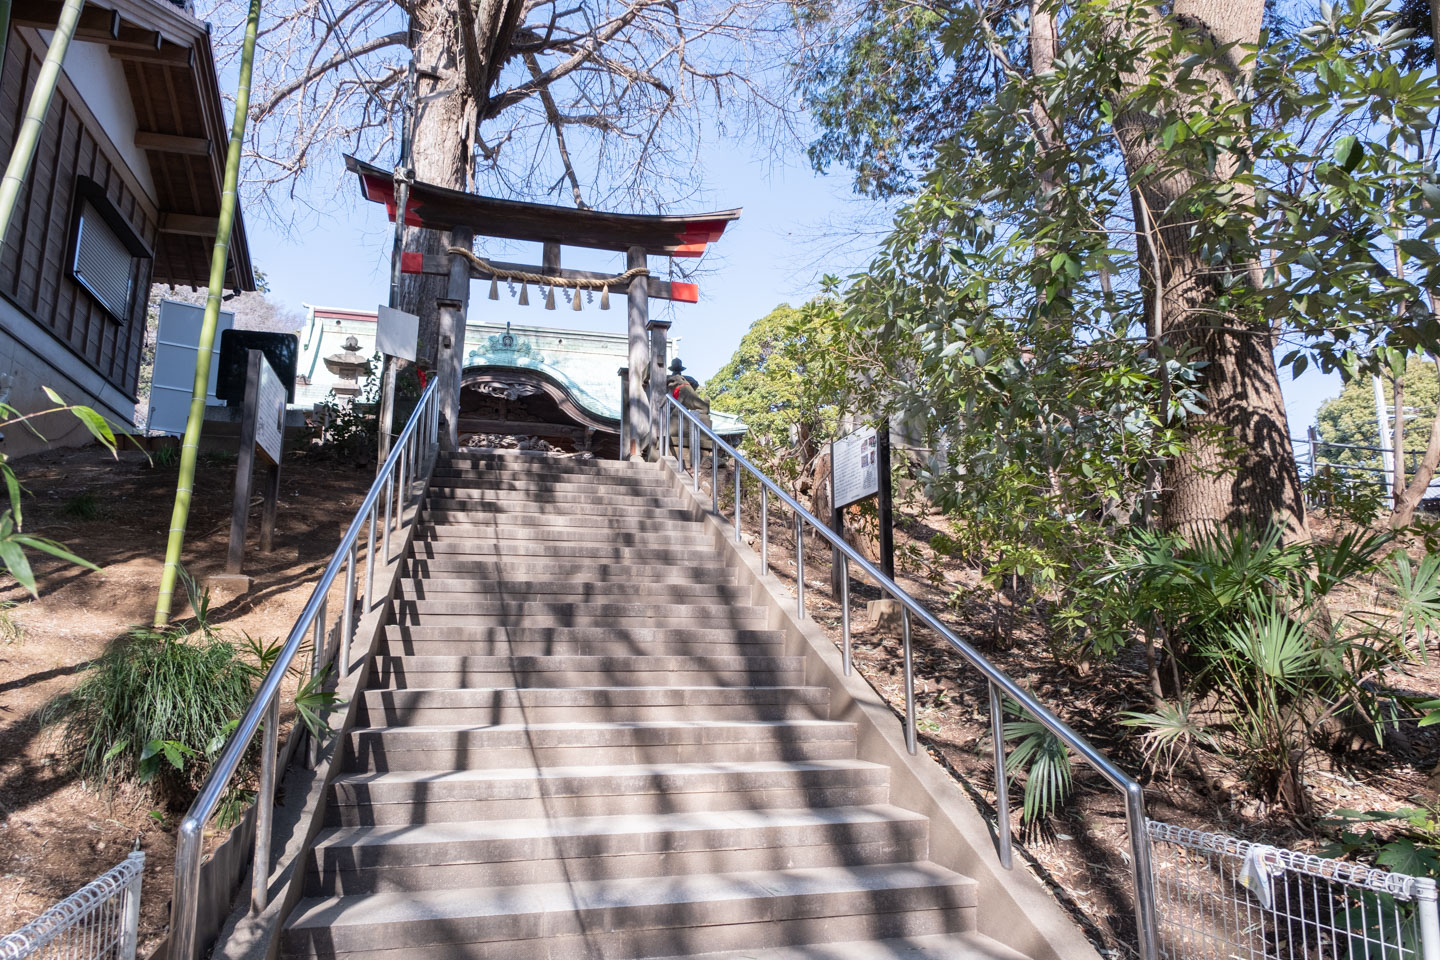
[322,335,373,399]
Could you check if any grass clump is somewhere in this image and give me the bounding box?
[46,574,341,815]
[0,600,22,643]
[48,625,264,801]
[59,490,103,521]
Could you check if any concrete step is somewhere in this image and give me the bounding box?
[415,526,714,547]
[643,933,1030,960]
[356,685,831,725]
[403,558,736,583]
[429,471,677,494]
[410,541,719,563]
[325,759,893,825]
[428,485,687,506]
[421,508,702,528]
[395,600,770,629]
[428,488,691,510]
[396,579,750,602]
[345,719,858,772]
[280,863,976,959]
[305,805,930,895]
[437,451,666,475]
[370,654,803,689]
[382,625,786,658]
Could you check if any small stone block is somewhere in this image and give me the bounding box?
[207,572,253,599]
[867,598,904,633]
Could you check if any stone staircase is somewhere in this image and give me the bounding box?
[278,450,1027,960]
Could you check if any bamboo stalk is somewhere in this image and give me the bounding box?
[0,0,83,246]
[152,0,263,626]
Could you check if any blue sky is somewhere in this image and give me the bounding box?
[246,146,1346,437]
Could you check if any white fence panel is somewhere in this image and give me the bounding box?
[0,851,144,960]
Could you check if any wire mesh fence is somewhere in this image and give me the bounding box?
[0,850,144,960]
[1148,821,1439,960]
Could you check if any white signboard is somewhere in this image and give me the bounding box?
[255,358,286,463]
[146,300,234,435]
[376,305,419,361]
[832,425,879,508]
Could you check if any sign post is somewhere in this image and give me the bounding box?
[225,350,286,582]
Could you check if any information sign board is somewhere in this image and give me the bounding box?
[832,425,879,508]
[255,358,286,464]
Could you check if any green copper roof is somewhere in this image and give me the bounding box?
[464,321,746,435]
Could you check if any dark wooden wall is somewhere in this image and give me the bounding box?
[0,27,157,401]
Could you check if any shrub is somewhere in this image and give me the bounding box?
[1113,525,1439,815]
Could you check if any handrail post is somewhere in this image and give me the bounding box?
[902,607,916,754]
[364,504,377,610]
[170,817,204,960]
[308,598,326,768]
[250,694,279,913]
[989,681,1013,868]
[341,544,357,672]
[760,486,768,572]
[712,447,719,513]
[383,473,393,561]
[841,555,851,675]
[398,442,408,522]
[796,512,805,618]
[692,421,699,490]
[734,465,741,541]
[1127,786,1160,960]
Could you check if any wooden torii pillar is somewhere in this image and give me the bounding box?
[645,313,673,458]
[342,155,738,457]
[626,245,650,459]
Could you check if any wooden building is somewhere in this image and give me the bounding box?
[0,0,254,454]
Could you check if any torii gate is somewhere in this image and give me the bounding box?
[344,156,740,458]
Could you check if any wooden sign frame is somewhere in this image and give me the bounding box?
[225,349,285,576]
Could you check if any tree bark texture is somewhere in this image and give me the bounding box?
[401,0,525,367]
[1113,0,1309,544]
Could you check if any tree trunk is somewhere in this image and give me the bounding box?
[1390,357,1440,529]
[1113,0,1309,544]
[400,0,524,367]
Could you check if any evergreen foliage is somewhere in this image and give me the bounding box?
[1316,358,1440,470]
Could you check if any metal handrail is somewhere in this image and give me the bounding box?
[662,396,1160,960]
[168,382,441,960]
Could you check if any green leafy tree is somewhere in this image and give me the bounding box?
[701,302,846,486]
[703,304,811,446]
[796,0,1440,549]
[1315,358,1440,473]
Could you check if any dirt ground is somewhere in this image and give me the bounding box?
[706,462,1440,959]
[0,443,370,954]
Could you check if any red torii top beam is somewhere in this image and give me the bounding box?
[344,155,740,258]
